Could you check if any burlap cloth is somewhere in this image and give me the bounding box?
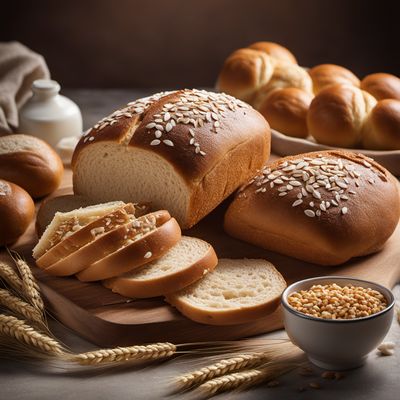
[0,41,49,135]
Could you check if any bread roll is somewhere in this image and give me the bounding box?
[361,73,400,100]
[216,48,275,102]
[309,64,360,94]
[0,179,35,246]
[307,84,377,148]
[0,134,63,198]
[252,60,313,109]
[72,89,270,229]
[257,88,313,138]
[248,41,298,64]
[224,151,400,265]
[363,99,400,150]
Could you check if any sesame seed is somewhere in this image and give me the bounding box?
[341,207,348,215]
[292,199,303,207]
[144,251,152,259]
[163,139,174,147]
[150,139,161,146]
[305,209,316,218]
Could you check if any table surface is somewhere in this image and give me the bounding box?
[1,89,399,400]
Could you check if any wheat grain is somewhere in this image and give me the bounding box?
[0,289,43,325]
[176,353,267,390]
[10,252,44,313]
[68,342,177,365]
[0,314,64,356]
[0,260,23,292]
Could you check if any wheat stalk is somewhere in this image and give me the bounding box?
[9,252,44,314]
[0,314,64,356]
[0,260,23,292]
[68,342,177,365]
[0,289,43,325]
[176,353,267,390]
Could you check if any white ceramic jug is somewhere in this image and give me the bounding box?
[18,79,82,149]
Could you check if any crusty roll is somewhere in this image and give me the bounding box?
[307,84,377,148]
[72,89,270,229]
[256,88,313,138]
[363,99,400,150]
[309,64,360,94]
[360,73,400,100]
[224,151,400,266]
[252,60,313,109]
[216,48,275,102]
[0,134,64,198]
[248,41,298,64]
[0,179,35,246]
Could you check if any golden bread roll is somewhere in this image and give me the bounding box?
[362,99,400,150]
[225,151,400,265]
[309,64,360,94]
[248,41,298,64]
[252,60,313,109]
[216,48,274,102]
[307,84,377,148]
[361,73,400,100]
[257,88,313,138]
[0,179,35,246]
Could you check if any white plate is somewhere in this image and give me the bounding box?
[271,129,400,176]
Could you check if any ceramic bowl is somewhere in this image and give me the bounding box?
[281,276,395,370]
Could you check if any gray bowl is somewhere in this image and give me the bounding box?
[281,276,395,370]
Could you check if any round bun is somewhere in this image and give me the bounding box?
[0,179,35,246]
[225,151,400,266]
[360,73,400,100]
[216,48,274,102]
[248,41,298,64]
[363,99,400,150]
[307,84,377,148]
[309,64,360,94]
[0,134,64,198]
[257,88,313,138]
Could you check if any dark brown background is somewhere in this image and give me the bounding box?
[1,0,399,88]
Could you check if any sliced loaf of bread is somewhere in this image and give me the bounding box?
[165,259,286,325]
[77,216,181,282]
[104,236,218,298]
[32,201,125,259]
[35,203,136,269]
[44,210,172,277]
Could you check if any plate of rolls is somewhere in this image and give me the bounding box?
[216,41,400,176]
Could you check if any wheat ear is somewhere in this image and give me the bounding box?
[67,342,177,365]
[0,289,43,325]
[0,260,23,292]
[176,353,267,390]
[9,252,44,314]
[0,314,64,356]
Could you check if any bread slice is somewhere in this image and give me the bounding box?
[35,203,136,269]
[35,194,151,237]
[44,211,172,277]
[77,217,181,282]
[165,259,286,325]
[104,236,218,298]
[32,201,125,259]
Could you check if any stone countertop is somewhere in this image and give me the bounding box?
[1,89,399,400]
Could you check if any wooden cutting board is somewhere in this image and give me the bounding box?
[9,168,400,347]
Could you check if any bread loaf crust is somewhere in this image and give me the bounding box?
[224,151,400,265]
[248,41,298,64]
[0,134,63,198]
[0,179,35,246]
[72,89,270,228]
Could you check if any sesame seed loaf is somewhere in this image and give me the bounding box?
[165,258,286,325]
[104,236,218,298]
[72,89,270,229]
[35,203,136,269]
[224,150,400,265]
[43,210,173,277]
[32,201,125,259]
[77,217,181,282]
